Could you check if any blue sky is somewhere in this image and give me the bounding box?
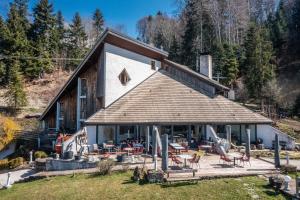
[0,0,177,37]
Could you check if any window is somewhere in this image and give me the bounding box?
[80,78,87,97]
[118,68,131,85]
[78,78,87,127]
[151,60,156,70]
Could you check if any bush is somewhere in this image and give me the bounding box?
[280,164,297,173]
[34,151,48,159]
[0,159,9,170]
[132,166,148,183]
[9,157,24,169]
[0,117,21,151]
[97,159,115,175]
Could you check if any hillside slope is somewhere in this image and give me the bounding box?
[0,69,72,117]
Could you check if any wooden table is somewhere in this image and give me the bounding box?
[170,143,185,155]
[123,147,134,155]
[177,154,193,168]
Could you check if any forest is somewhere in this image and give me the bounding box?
[0,0,299,118]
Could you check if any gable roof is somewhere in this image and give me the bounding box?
[85,70,272,125]
[40,28,168,120]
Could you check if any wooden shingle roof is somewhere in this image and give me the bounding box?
[85,70,272,125]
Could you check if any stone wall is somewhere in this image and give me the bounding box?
[45,159,98,171]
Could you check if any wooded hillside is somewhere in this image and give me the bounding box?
[0,0,299,119]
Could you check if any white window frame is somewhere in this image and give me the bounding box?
[77,78,87,130]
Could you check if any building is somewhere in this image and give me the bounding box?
[40,28,294,150]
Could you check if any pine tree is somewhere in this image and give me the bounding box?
[243,23,275,100]
[168,35,181,63]
[181,0,213,70]
[269,0,288,56]
[181,0,201,69]
[93,8,104,38]
[66,12,87,70]
[14,0,30,32]
[222,43,239,87]
[289,0,300,56]
[5,60,27,113]
[29,0,56,77]
[5,2,30,82]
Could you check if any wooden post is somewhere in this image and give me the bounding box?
[188,125,192,146]
[96,125,99,144]
[76,78,81,130]
[246,128,251,157]
[195,125,200,142]
[274,134,281,168]
[145,126,150,153]
[115,125,120,145]
[226,125,232,148]
[152,125,157,161]
[171,125,174,143]
[56,102,60,132]
[162,134,168,171]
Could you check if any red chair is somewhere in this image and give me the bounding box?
[181,143,189,152]
[171,156,183,166]
[189,154,201,168]
[240,155,251,166]
[220,154,233,165]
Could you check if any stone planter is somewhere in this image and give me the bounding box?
[147,170,164,183]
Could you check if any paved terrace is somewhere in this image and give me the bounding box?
[32,153,277,178]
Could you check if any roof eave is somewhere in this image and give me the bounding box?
[39,30,110,120]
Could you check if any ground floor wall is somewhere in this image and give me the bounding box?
[85,124,295,150]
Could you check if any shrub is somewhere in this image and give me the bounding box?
[0,117,21,151]
[34,151,48,159]
[280,164,297,173]
[97,159,115,175]
[132,166,148,182]
[9,157,24,169]
[0,159,9,170]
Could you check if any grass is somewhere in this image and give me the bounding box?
[251,150,300,160]
[0,172,290,200]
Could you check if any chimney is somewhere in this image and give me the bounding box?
[199,54,212,79]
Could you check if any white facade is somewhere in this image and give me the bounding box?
[103,43,161,107]
[257,125,295,149]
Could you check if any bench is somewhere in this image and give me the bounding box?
[166,169,197,178]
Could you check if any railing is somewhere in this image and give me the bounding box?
[62,127,88,155]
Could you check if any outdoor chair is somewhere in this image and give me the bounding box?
[181,143,189,152]
[240,154,251,166]
[219,154,233,166]
[92,144,100,154]
[188,154,201,168]
[171,156,183,166]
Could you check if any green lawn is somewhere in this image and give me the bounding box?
[0,172,290,200]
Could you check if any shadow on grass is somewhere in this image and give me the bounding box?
[261,184,291,199]
[161,181,198,188]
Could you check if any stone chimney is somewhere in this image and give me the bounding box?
[198,54,212,79]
